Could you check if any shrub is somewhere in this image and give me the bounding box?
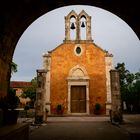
[56,104,63,111]
[95,103,101,111]
[0,88,20,110]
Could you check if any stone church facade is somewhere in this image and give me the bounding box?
[39,10,113,115]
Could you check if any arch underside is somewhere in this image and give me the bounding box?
[0,0,139,97]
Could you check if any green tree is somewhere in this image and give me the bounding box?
[115,63,130,102]
[22,77,37,108]
[11,62,17,75]
[115,63,140,113]
[133,71,140,112]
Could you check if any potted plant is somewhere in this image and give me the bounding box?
[0,88,20,125]
[56,104,63,115]
[94,103,101,115]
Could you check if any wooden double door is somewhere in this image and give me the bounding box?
[71,86,86,113]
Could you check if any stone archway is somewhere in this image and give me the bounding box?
[67,65,89,115]
[0,0,139,97]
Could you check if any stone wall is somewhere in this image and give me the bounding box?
[49,43,107,114]
[0,58,10,97]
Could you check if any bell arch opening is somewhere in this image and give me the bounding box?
[80,16,86,40]
[70,16,77,40]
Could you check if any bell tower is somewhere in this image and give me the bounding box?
[64,10,93,43]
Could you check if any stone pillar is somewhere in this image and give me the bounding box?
[35,69,47,124]
[86,84,90,114]
[76,18,81,41]
[110,70,123,123]
[86,16,92,41]
[105,52,113,115]
[65,16,70,41]
[43,53,51,115]
[67,84,71,114]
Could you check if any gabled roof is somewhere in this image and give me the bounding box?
[79,10,90,19]
[65,10,78,19]
[10,81,32,88]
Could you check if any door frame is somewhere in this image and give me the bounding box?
[67,79,89,115]
[71,85,86,113]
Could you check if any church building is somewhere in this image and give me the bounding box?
[40,10,114,115]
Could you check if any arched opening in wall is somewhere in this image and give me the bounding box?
[80,16,86,40]
[70,16,76,40]
[11,5,140,115]
[12,5,140,82]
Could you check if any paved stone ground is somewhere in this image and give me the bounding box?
[29,121,130,140]
[47,116,110,122]
[28,115,136,140]
[119,114,140,139]
[18,114,140,140]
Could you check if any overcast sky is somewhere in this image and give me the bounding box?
[11,5,140,81]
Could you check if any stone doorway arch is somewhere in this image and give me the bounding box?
[67,65,89,115]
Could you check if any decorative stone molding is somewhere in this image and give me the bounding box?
[67,65,90,115]
[74,44,83,56]
[64,40,93,44]
[68,64,89,78]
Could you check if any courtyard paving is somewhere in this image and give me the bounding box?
[28,114,140,140]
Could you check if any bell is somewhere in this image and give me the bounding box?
[70,22,75,30]
[81,21,85,28]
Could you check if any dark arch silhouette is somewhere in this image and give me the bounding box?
[0,0,139,97]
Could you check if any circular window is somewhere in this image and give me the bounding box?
[76,47,81,54]
[74,44,83,56]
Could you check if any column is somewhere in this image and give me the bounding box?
[76,18,80,41]
[105,53,113,115]
[43,53,51,116]
[110,70,123,123]
[65,17,70,41]
[35,70,47,124]
[86,84,90,114]
[67,84,71,114]
[86,16,92,41]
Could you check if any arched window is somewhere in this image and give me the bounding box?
[80,15,86,40]
[70,15,76,40]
